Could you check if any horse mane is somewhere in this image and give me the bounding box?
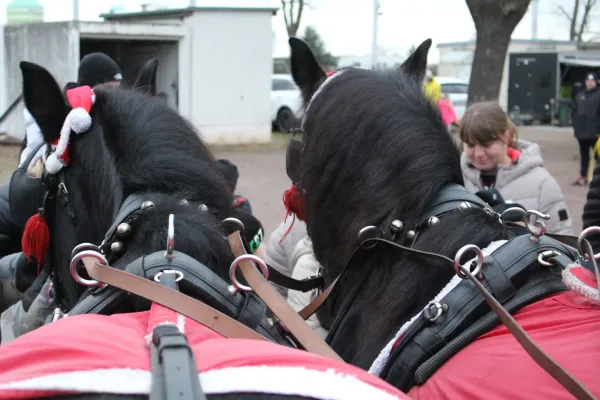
[289,39,511,368]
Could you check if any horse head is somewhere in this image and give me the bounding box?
[286,38,511,367]
[19,61,235,309]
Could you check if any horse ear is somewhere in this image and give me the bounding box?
[132,58,159,95]
[400,39,432,83]
[289,37,326,105]
[20,61,68,144]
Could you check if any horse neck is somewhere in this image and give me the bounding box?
[326,210,510,369]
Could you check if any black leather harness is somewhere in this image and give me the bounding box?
[379,234,574,392]
[319,183,578,392]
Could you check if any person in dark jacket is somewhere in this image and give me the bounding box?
[572,72,600,186]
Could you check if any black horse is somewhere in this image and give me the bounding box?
[285,36,600,399]
[12,61,378,400]
[20,60,236,310]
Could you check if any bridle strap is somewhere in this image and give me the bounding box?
[297,237,456,321]
[227,230,342,361]
[80,256,267,341]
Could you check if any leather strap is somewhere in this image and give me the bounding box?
[80,256,268,341]
[227,231,343,361]
[459,264,596,400]
[267,266,324,293]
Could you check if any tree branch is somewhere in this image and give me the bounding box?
[577,0,598,42]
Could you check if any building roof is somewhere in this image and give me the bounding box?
[437,39,577,48]
[100,6,278,21]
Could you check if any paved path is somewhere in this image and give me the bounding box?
[216,127,589,237]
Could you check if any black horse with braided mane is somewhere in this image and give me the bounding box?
[0,61,408,400]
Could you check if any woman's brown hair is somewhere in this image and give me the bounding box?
[459,101,518,148]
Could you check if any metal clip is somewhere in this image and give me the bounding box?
[537,250,561,266]
[524,210,550,241]
[165,214,175,259]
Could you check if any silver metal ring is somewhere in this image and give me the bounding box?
[154,269,184,283]
[578,226,600,260]
[454,244,484,279]
[357,226,378,249]
[423,301,445,322]
[524,210,550,238]
[220,217,245,236]
[229,254,269,293]
[70,250,108,287]
[537,250,560,266]
[70,243,100,260]
[165,214,175,259]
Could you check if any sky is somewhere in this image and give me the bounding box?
[3,0,599,63]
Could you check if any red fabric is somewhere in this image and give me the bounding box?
[408,291,600,400]
[0,307,407,399]
[507,147,521,163]
[326,71,336,77]
[66,86,93,113]
[55,85,94,165]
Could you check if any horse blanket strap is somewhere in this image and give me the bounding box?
[227,230,343,361]
[150,272,206,400]
[79,255,268,341]
[379,234,580,392]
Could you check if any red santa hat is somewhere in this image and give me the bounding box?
[44,86,95,174]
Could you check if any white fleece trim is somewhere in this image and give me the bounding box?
[0,366,401,399]
[562,264,600,302]
[368,239,509,376]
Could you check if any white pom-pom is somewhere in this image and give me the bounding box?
[70,107,92,133]
[45,153,65,174]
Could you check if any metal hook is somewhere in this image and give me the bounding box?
[523,210,550,239]
[165,214,175,259]
[577,226,600,260]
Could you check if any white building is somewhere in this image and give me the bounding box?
[0,5,277,145]
[437,39,577,110]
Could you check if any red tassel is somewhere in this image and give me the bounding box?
[22,212,50,274]
[280,184,306,243]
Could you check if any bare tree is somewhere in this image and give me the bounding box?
[466,0,531,106]
[557,0,599,43]
[281,0,308,37]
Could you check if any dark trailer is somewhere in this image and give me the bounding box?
[507,51,600,126]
